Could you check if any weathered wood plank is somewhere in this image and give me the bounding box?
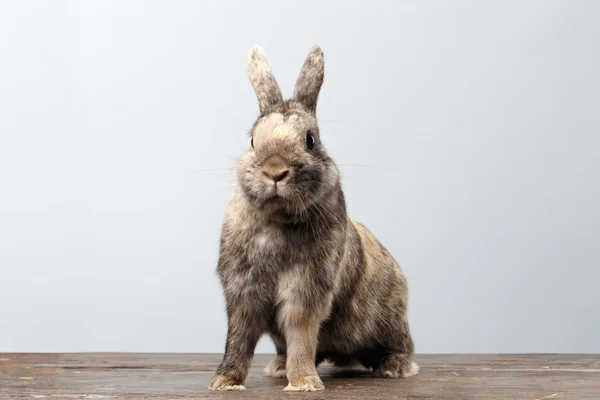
[1,353,599,399]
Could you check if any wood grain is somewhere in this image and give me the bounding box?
[1,353,599,399]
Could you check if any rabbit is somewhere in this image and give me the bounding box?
[209,45,417,392]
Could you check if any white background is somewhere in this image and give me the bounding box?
[1,0,599,353]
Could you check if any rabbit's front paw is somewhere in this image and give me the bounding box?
[283,375,324,391]
[209,374,245,391]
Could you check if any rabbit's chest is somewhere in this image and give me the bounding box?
[243,228,296,289]
[246,227,287,265]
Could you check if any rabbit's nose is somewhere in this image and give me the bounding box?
[262,156,290,183]
[263,169,289,182]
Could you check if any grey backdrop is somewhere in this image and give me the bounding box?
[1,0,599,354]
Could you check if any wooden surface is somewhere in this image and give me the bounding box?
[1,353,599,399]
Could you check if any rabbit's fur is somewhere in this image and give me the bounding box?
[209,46,417,392]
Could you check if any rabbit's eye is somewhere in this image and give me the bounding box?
[251,137,254,148]
[306,132,316,151]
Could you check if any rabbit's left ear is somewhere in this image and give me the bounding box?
[293,45,325,115]
[248,46,284,115]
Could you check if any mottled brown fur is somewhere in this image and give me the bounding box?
[209,46,416,392]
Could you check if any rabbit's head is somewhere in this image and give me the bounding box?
[235,46,340,221]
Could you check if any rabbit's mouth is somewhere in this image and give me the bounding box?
[261,193,286,208]
[259,192,297,214]
[261,183,289,202]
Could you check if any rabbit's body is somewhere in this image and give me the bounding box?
[210,47,416,392]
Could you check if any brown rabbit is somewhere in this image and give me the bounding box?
[209,45,417,392]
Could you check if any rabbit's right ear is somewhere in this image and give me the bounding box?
[293,46,324,115]
[248,46,284,115]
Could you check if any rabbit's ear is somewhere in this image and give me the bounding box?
[248,46,284,115]
[293,45,325,115]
